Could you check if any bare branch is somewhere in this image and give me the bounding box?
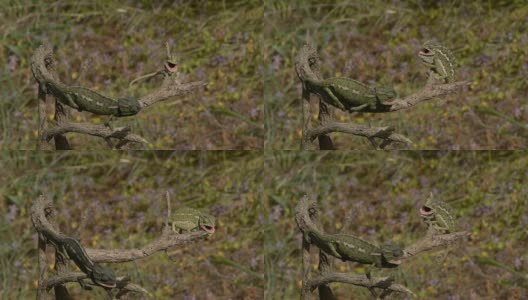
[385,81,469,112]
[402,231,470,259]
[307,272,414,295]
[139,80,207,108]
[41,122,149,148]
[304,122,412,146]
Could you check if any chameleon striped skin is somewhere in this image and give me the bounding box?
[307,228,403,268]
[419,194,456,233]
[304,77,397,112]
[46,82,141,117]
[418,41,456,83]
[170,207,216,234]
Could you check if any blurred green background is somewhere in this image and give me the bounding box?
[1,1,263,150]
[264,151,528,299]
[0,151,263,299]
[264,1,528,149]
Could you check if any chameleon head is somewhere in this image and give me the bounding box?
[92,264,117,288]
[199,214,216,234]
[380,243,404,266]
[418,40,456,82]
[117,97,141,117]
[373,86,397,102]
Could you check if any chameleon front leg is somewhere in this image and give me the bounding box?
[322,87,347,111]
[433,223,451,233]
[325,243,344,260]
[61,93,82,111]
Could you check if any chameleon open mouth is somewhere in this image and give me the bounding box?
[388,259,402,265]
[201,225,215,234]
[165,61,178,73]
[95,281,117,288]
[419,206,434,216]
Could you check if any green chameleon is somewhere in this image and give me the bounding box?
[170,207,216,234]
[30,56,140,117]
[303,77,397,112]
[42,229,116,289]
[46,83,141,117]
[418,40,456,83]
[306,228,403,269]
[419,193,456,234]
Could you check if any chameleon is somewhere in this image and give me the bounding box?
[303,77,397,112]
[170,207,216,234]
[30,53,141,117]
[419,193,456,234]
[306,228,403,268]
[418,40,456,83]
[45,83,141,117]
[41,229,116,289]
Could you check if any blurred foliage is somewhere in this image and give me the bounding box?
[264,151,528,299]
[0,151,263,299]
[0,0,263,150]
[264,0,528,149]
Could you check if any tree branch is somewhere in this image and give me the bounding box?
[41,122,149,149]
[304,122,412,146]
[45,272,149,296]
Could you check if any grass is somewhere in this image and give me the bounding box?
[0,151,263,299]
[264,0,528,149]
[0,1,263,150]
[264,151,528,299]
